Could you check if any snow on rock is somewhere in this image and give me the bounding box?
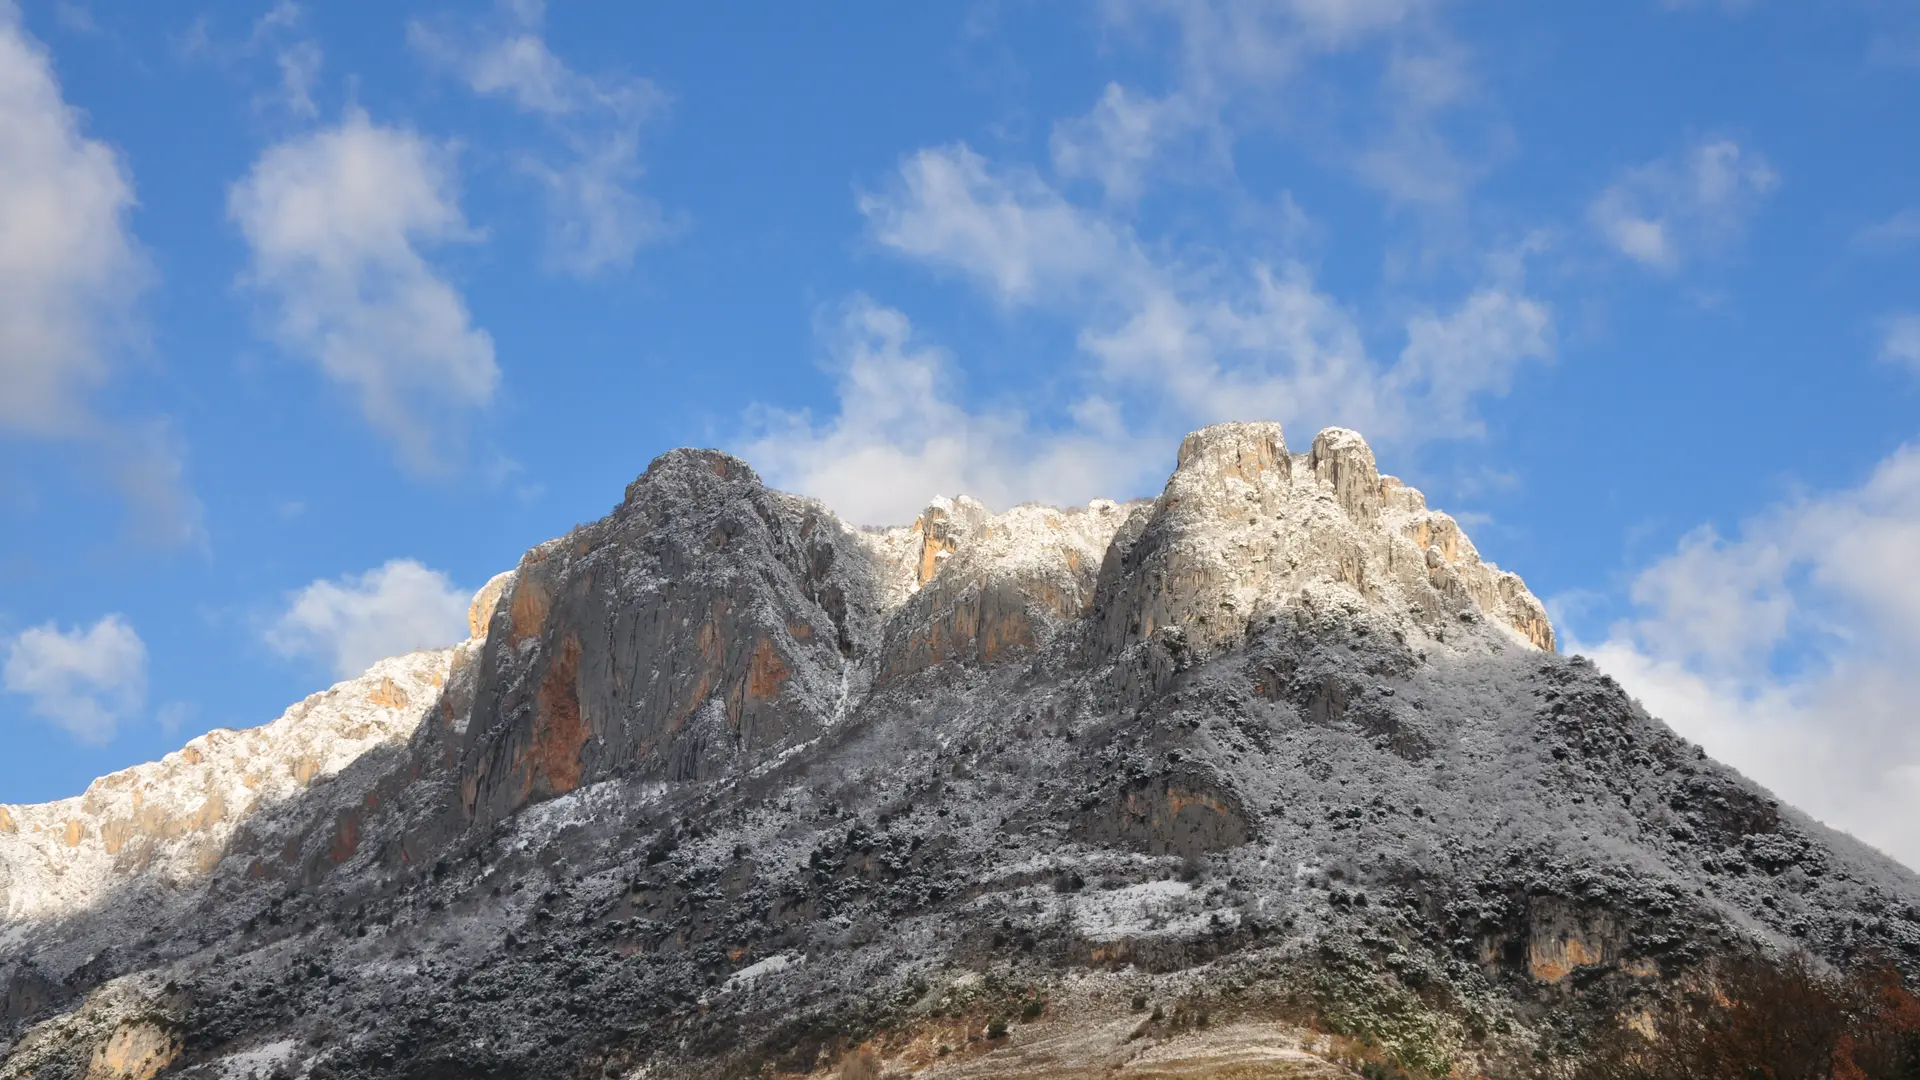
[0,648,454,927]
[3,421,1916,1080]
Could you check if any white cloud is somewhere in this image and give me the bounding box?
[409,0,669,276]
[1354,38,1491,207]
[3,614,146,742]
[762,10,1543,526]
[174,2,326,118]
[743,298,1157,525]
[1589,138,1778,271]
[1582,443,1920,868]
[1878,314,1920,374]
[268,559,470,679]
[0,1,146,436]
[861,145,1129,305]
[1387,288,1554,433]
[229,109,499,473]
[249,2,321,119]
[0,5,205,548]
[749,142,1553,524]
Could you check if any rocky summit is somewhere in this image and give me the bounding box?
[2,422,1916,1080]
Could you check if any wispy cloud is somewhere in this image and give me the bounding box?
[267,559,471,679]
[105,420,207,551]
[175,1,326,119]
[3,614,147,743]
[1589,138,1778,271]
[1065,0,1498,208]
[862,143,1551,437]
[229,109,499,474]
[0,2,207,549]
[748,135,1553,523]
[1879,314,1920,374]
[0,1,146,437]
[409,0,672,276]
[1855,209,1920,253]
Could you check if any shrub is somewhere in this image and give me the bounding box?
[839,1049,879,1080]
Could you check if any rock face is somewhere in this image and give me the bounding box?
[455,449,887,825]
[1092,423,1552,666]
[1,423,1915,1080]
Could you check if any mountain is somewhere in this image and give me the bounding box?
[2,422,1915,1080]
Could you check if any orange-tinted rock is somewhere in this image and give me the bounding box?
[366,677,410,710]
[1529,935,1605,983]
[329,809,361,866]
[531,633,588,797]
[458,449,867,823]
[743,637,790,704]
[509,574,551,645]
[467,570,517,639]
[84,1021,179,1080]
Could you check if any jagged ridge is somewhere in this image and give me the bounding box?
[1,422,1914,1080]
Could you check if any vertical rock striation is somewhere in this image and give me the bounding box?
[455,449,890,825]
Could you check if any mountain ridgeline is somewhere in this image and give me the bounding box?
[2,422,1915,1080]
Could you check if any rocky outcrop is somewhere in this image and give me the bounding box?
[455,449,889,824]
[1090,422,1553,667]
[871,498,1137,684]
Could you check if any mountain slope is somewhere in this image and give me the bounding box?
[2,422,1915,1080]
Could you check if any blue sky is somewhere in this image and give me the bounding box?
[3,0,1918,864]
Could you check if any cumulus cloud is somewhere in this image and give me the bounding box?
[410,0,669,276]
[1589,138,1777,271]
[1580,444,1920,868]
[0,1,146,436]
[267,559,471,679]
[3,614,147,742]
[229,110,499,473]
[861,146,1129,305]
